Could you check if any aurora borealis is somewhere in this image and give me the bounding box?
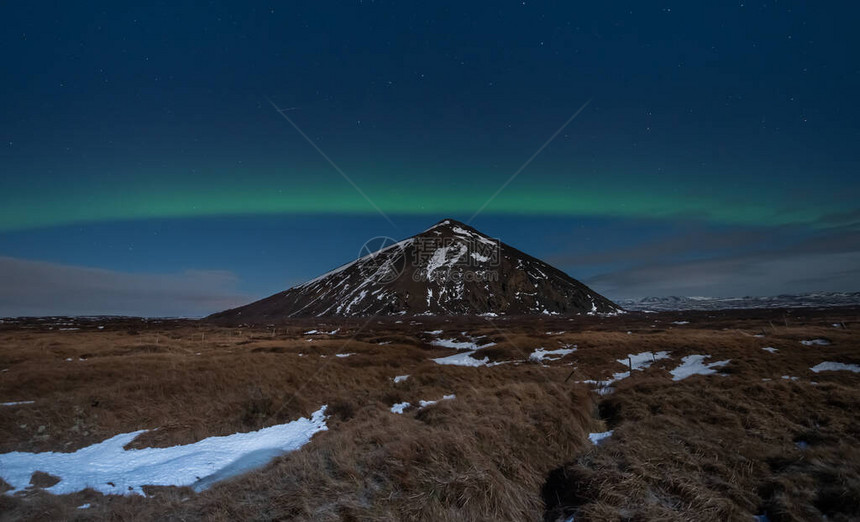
[1,2,858,316]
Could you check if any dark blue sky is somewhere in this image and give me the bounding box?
[1,1,858,316]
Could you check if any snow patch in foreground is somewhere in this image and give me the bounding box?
[391,395,455,414]
[762,347,778,353]
[670,355,730,381]
[0,407,328,496]
[529,346,576,363]
[582,351,671,392]
[810,361,860,373]
[1,401,34,407]
[618,351,671,372]
[432,351,491,367]
[390,402,410,414]
[801,338,831,346]
[393,374,409,383]
[418,394,456,408]
[430,338,494,350]
[304,329,339,335]
[588,430,613,445]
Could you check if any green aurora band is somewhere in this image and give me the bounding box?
[0,164,851,231]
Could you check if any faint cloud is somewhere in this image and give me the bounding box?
[587,250,860,299]
[0,257,251,317]
[546,220,860,299]
[548,225,776,267]
[814,209,860,229]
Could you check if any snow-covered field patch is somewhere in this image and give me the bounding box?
[430,338,493,350]
[432,351,490,367]
[581,351,671,392]
[304,329,339,335]
[801,338,831,346]
[762,347,778,353]
[670,355,730,381]
[393,374,409,383]
[0,407,328,496]
[529,346,576,363]
[607,351,671,382]
[1,401,34,407]
[588,430,613,445]
[419,394,456,408]
[390,402,410,414]
[810,361,860,373]
[619,351,671,371]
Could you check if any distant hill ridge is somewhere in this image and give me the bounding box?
[618,292,860,311]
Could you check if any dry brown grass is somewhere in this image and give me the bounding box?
[544,377,860,521]
[0,308,858,520]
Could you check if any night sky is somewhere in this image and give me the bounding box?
[1,1,858,316]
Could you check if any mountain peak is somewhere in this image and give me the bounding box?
[209,220,621,321]
[423,218,476,232]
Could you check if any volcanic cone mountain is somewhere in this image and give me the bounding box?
[209,219,620,321]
